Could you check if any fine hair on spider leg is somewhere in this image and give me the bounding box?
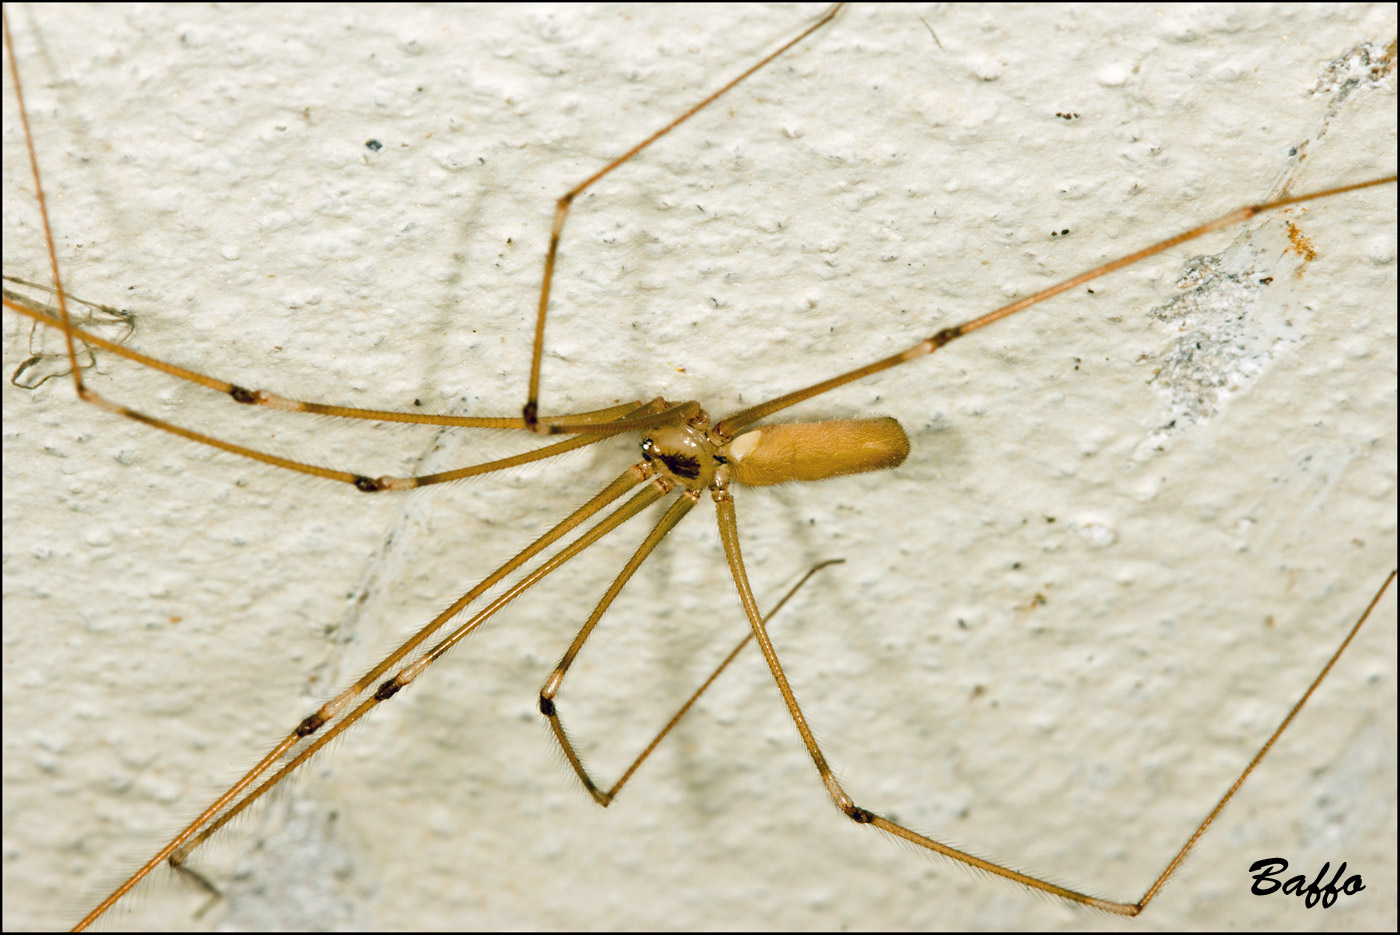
[2,4,1396,932]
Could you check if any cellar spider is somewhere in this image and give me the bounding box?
[2,2,1395,930]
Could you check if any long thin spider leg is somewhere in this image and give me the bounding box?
[3,283,662,489]
[11,273,703,480]
[711,482,1135,913]
[714,175,1398,439]
[70,462,662,932]
[2,9,80,397]
[168,475,676,873]
[4,9,696,491]
[303,456,658,734]
[5,283,706,440]
[548,559,845,806]
[539,491,701,804]
[1131,568,1398,914]
[713,485,1395,916]
[522,3,843,431]
[390,397,677,489]
[2,281,534,427]
[3,8,535,435]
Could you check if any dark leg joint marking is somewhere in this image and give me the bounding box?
[229,385,256,404]
[538,695,555,716]
[352,475,381,492]
[847,805,876,824]
[296,713,326,737]
[374,679,401,701]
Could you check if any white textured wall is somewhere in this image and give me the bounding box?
[3,4,1395,931]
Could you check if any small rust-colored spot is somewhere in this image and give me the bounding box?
[1017,591,1048,612]
[1285,220,1317,271]
[168,615,183,625]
